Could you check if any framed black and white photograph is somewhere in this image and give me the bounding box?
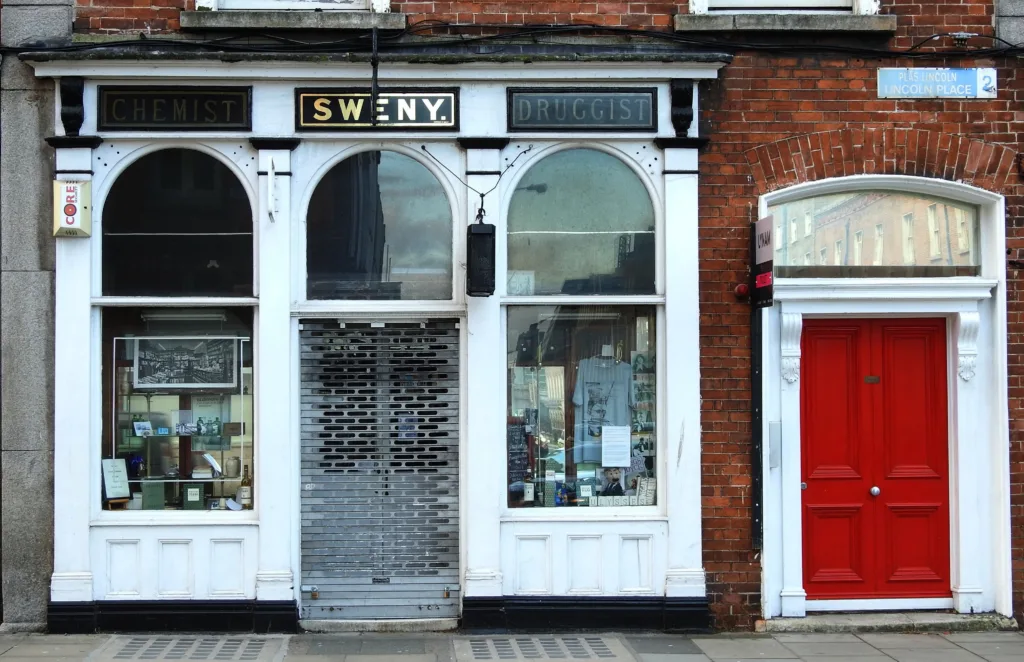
[133,337,238,390]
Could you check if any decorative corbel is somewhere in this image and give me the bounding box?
[59,77,85,137]
[780,312,803,384]
[957,311,980,382]
[669,79,695,138]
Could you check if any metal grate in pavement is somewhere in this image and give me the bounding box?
[93,636,284,661]
[455,636,631,661]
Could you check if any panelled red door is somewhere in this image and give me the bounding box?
[801,318,951,600]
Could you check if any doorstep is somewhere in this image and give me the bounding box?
[757,612,1019,633]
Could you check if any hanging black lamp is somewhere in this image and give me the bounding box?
[466,205,495,297]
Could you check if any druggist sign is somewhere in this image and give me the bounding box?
[877,68,997,99]
[751,214,774,309]
[53,180,91,237]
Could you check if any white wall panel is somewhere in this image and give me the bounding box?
[106,540,140,598]
[501,521,666,596]
[92,526,258,600]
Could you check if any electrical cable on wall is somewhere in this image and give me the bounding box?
[4,23,1023,58]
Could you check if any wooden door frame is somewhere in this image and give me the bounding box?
[758,176,1010,621]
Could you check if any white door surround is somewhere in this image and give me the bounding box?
[758,175,1012,619]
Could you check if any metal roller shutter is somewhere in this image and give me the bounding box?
[299,319,460,620]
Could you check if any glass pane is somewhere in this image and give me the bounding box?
[307,151,453,300]
[102,308,255,511]
[102,149,253,296]
[507,306,656,508]
[768,191,979,277]
[507,149,655,295]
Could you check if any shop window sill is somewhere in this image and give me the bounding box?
[92,511,260,526]
[673,13,897,33]
[180,10,407,32]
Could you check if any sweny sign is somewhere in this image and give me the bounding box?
[296,89,459,130]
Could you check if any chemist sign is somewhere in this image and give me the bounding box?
[751,214,774,309]
[877,68,997,99]
[53,180,91,237]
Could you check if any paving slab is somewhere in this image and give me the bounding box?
[627,637,704,654]
[638,656,711,662]
[762,614,1017,633]
[953,642,1024,659]
[346,656,436,662]
[943,633,1024,643]
[0,642,102,657]
[878,650,986,662]
[772,635,863,643]
[692,638,798,659]
[798,658,894,662]
[858,634,961,649]
[780,642,882,657]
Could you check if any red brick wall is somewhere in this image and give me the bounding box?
[700,50,1023,628]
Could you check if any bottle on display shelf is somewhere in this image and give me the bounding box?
[237,465,253,510]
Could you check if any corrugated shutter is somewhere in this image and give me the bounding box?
[300,320,460,620]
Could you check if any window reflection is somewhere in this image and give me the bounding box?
[102,149,253,297]
[306,151,453,300]
[507,149,656,295]
[769,191,979,277]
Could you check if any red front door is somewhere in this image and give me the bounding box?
[801,318,951,600]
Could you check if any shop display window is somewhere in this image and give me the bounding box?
[769,191,980,277]
[506,148,655,296]
[306,150,453,300]
[506,306,657,507]
[101,308,255,511]
[102,148,253,297]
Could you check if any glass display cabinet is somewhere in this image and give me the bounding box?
[108,335,253,511]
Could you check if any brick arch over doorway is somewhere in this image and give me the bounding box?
[742,128,1018,195]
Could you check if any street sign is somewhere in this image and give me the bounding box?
[752,214,774,309]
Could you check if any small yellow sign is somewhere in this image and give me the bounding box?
[53,180,91,237]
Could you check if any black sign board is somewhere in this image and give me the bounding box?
[98,86,251,131]
[508,88,657,131]
[751,214,775,309]
[296,88,458,130]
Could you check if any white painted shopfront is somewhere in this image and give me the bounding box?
[31,54,726,631]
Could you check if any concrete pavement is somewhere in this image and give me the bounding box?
[0,630,1020,662]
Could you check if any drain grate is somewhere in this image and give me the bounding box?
[94,636,284,661]
[456,637,632,661]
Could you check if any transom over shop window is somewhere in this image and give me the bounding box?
[506,147,659,509]
[306,150,453,301]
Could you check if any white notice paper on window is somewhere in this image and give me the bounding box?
[601,425,631,467]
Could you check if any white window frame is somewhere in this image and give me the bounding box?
[691,0,878,13]
[833,239,843,266]
[902,212,916,264]
[928,203,942,259]
[874,223,884,265]
[790,218,798,244]
[818,247,827,265]
[804,211,812,237]
[853,230,863,266]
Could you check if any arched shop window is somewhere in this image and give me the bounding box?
[768,190,980,277]
[306,150,453,300]
[507,148,655,296]
[102,148,253,296]
[505,148,659,509]
[99,148,256,512]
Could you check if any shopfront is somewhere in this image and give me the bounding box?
[31,50,728,632]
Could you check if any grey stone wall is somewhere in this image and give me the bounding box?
[0,0,72,629]
[997,0,1024,45]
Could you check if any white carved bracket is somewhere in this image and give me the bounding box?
[957,311,980,382]
[781,312,803,384]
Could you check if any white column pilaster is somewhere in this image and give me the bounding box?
[254,145,295,601]
[952,310,985,613]
[462,144,504,596]
[51,146,96,602]
[778,310,805,616]
[663,148,705,598]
